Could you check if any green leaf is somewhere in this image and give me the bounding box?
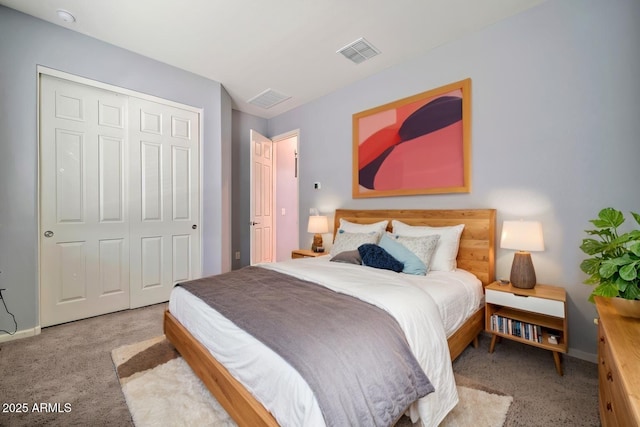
[596,208,625,228]
[615,276,629,292]
[632,211,640,227]
[590,220,611,229]
[614,232,637,245]
[599,260,619,279]
[584,229,613,238]
[595,236,634,258]
[589,220,610,229]
[622,283,640,300]
[583,275,601,285]
[620,263,639,281]
[580,239,606,255]
[630,242,640,257]
[580,258,601,275]
[592,281,621,298]
[608,254,634,266]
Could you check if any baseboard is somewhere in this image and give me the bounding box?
[0,326,41,343]
[567,347,597,364]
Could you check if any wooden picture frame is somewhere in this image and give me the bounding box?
[352,78,472,198]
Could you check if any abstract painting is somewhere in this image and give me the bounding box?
[352,78,471,198]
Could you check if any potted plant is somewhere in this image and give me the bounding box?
[580,207,640,303]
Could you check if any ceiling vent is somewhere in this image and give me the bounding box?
[337,37,381,64]
[247,89,291,109]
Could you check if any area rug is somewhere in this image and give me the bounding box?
[112,336,512,427]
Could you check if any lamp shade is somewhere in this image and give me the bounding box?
[501,220,544,289]
[307,215,329,234]
[500,221,544,251]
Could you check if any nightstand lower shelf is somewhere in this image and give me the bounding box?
[488,307,566,352]
[485,282,568,376]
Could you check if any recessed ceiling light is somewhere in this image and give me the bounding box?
[56,9,76,23]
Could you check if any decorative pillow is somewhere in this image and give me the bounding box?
[338,218,389,234]
[378,233,427,275]
[391,221,464,271]
[357,244,404,273]
[330,250,362,265]
[389,234,440,272]
[329,230,380,257]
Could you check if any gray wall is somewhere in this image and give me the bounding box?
[268,0,640,359]
[0,6,230,333]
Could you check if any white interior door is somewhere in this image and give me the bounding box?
[250,130,274,264]
[40,75,130,327]
[128,97,201,308]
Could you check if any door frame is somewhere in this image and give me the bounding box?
[36,66,204,326]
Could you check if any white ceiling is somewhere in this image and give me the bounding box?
[1,0,546,119]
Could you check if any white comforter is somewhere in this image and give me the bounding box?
[169,257,483,427]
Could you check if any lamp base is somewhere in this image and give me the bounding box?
[311,234,324,253]
[510,251,537,289]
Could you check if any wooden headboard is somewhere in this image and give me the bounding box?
[333,209,496,286]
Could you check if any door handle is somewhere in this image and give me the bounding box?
[250,221,260,226]
[192,225,197,230]
[44,230,54,238]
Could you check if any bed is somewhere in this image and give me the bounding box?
[164,208,496,427]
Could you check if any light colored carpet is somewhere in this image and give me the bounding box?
[0,303,598,426]
[112,336,513,427]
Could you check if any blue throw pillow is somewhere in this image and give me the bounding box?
[357,244,404,273]
[378,233,427,275]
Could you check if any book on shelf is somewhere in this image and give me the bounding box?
[490,314,546,344]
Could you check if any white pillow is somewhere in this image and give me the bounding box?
[330,230,380,257]
[391,220,465,271]
[339,218,388,234]
[388,233,440,272]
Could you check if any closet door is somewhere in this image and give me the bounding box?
[128,97,201,308]
[40,75,129,327]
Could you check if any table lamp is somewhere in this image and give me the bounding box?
[307,215,329,252]
[500,220,544,289]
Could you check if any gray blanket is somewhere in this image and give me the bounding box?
[178,266,434,427]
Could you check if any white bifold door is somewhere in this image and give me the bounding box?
[39,74,200,327]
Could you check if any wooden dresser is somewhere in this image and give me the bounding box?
[595,296,640,426]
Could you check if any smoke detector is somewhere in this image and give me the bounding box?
[56,9,76,23]
[337,37,380,64]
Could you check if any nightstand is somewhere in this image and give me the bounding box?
[291,249,326,259]
[485,281,568,375]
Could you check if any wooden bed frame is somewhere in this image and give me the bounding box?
[164,208,496,427]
